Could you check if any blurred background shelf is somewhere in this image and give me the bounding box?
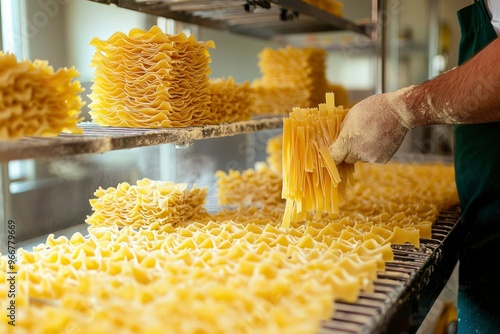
[85,0,371,39]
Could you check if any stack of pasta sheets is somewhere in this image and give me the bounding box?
[209,77,252,123]
[251,46,328,114]
[251,81,310,115]
[0,52,84,140]
[88,25,214,128]
[85,178,208,229]
[216,162,284,208]
[281,93,354,227]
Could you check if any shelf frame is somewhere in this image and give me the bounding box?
[0,117,284,162]
[84,0,372,39]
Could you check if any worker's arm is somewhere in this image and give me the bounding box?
[330,37,500,165]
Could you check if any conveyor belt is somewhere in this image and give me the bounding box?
[320,206,461,333]
[17,206,461,334]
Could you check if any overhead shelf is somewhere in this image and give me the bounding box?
[0,117,283,162]
[86,0,371,39]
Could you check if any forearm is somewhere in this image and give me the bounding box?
[400,37,500,127]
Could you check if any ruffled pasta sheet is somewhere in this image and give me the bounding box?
[209,77,252,123]
[86,178,208,228]
[251,46,338,115]
[89,26,214,128]
[0,52,84,140]
[216,162,284,208]
[250,81,309,115]
[256,46,328,107]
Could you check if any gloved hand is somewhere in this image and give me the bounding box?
[329,87,418,164]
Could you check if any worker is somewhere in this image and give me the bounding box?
[329,0,500,333]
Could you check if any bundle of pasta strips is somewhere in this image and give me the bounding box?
[0,52,84,140]
[281,92,355,227]
[89,25,214,128]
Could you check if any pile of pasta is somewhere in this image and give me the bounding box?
[281,93,354,227]
[0,52,84,140]
[216,161,458,247]
[88,25,215,128]
[0,159,458,333]
[250,46,350,115]
[251,46,328,115]
[216,162,284,208]
[0,153,458,333]
[209,77,252,123]
[251,82,310,115]
[85,178,208,228]
[0,215,396,333]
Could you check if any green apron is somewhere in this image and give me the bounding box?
[455,0,500,332]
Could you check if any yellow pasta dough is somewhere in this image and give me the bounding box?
[0,52,84,140]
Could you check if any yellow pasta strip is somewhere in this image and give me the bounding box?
[281,93,354,226]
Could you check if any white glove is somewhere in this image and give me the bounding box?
[329,88,417,164]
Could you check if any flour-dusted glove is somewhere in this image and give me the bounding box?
[329,87,418,164]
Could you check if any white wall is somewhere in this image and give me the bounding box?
[198,27,282,83]
[64,0,151,83]
[20,0,68,68]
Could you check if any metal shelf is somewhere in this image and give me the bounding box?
[86,0,371,39]
[0,117,283,162]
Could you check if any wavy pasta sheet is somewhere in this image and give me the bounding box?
[281,92,354,228]
[209,77,252,123]
[89,25,215,128]
[0,52,84,140]
[253,46,328,112]
[216,162,284,208]
[85,178,208,228]
[251,82,309,115]
[250,46,350,116]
